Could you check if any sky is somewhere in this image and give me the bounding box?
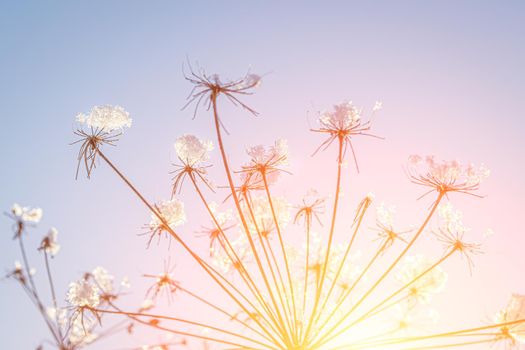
[0,1,524,349]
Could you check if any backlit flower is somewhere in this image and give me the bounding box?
[76,105,132,132]
[39,227,60,256]
[67,279,100,308]
[174,134,213,166]
[396,255,447,304]
[407,155,490,197]
[312,101,382,170]
[147,199,186,245]
[495,294,525,345]
[11,203,43,223]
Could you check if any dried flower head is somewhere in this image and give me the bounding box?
[147,199,186,246]
[76,105,132,132]
[407,155,490,198]
[171,135,214,194]
[72,105,131,179]
[39,227,60,256]
[396,255,448,304]
[183,63,261,120]
[495,294,525,346]
[241,139,289,185]
[294,190,325,227]
[311,101,382,170]
[67,279,100,308]
[11,203,43,223]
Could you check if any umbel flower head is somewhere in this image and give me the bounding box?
[9,203,43,238]
[311,100,382,170]
[147,199,186,246]
[241,139,289,186]
[67,279,101,308]
[407,155,490,198]
[495,294,525,346]
[72,105,132,179]
[183,62,262,120]
[39,227,60,256]
[171,134,214,194]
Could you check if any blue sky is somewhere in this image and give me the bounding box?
[1,1,524,349]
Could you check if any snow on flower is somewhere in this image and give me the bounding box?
[149,199,186,231]
[174,134,213,166]
[408,155,490,194]
[319,101,362,131]
[11,203,43,223]
[76,105,132,132]
[66,279,100,308]
[246,139,289,167]
[39,227,60,256]
[91,266,114,294]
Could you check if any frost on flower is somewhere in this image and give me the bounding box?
[91,266,114,294]
[68,315,98,346]
[67,279,100,308]
[319,101,362,131]
[174,134,213,166]
[39,227,60,256]
[246,139,288,167]
[76,105,132,132]
[396,255,447,304]
[408,155,490,196]
[496,294,525,344]
[11,203,43,223]
[243,139,289,185]
[149,199,186,231]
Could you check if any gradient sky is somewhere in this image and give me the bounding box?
[1,1,524,349]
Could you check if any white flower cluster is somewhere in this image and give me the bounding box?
[396,255,448,303]
[246,139,288,166]
[150,199,186,231]
[66,279,100,308]
[76,105,132,132]
[40,227,60,256]
[11,203,43,223]
[242,195,290,235]
[319,101,362,130]
[92,266,114,294]
[408,155,490,186]
[174,134,213,166]
[496,294,525,344]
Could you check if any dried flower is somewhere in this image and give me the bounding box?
[76,105,132,132]
[39,227,60,256]
[495,294,525,345]
[11,203,43,223]
[66,279,100,308]
[396,255,448,304]
[147,199,186,245]
[311,101,382,170]
[407,155,490,198]
[174,134,213,166]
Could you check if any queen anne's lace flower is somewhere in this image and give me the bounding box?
[174,134,213,166]
[246,139,288,167]
[319,101,362,130]
[150,199,186,231]
[376,203,396,228]
[496,294,525,344]
[92,266,114,294]
[76,105,132,132]
[396,255,447,303]
[66,279,100,308]
[242,195,290,236]
[11,203,43,223]
[39,227,60,256]
[408,155,490,195]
